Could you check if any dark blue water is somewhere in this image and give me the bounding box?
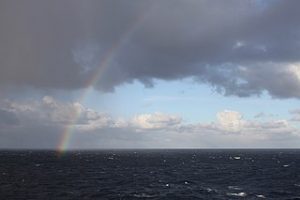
[1,149,300,199]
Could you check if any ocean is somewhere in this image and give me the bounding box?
[0,149,300,199]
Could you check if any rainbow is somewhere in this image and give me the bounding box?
[56,7,153,156]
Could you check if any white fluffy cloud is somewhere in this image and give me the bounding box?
[217,110,243,132]
[0,96,299,148]
[1,96,113,128]
[182,110,298,145]
[132,112,182,130]
[1,97,182,132]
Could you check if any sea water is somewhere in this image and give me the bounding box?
[0,149,300,199]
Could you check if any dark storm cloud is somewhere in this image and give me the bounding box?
[1,0,300,97]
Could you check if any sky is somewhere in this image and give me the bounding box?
[1,0,300,150]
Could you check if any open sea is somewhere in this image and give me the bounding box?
[0,149,300,200]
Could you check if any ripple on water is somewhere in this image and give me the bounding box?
[228,185,242,190]
[204,187,218,194]
[133,193,156,198]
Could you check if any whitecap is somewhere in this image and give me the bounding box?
[256,194,266,198]
[205,187,217,193]
[226,192,247,197]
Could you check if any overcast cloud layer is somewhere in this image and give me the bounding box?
[1,0,300,98]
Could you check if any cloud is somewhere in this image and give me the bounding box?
[0,109,19,126]
[132,112,182,130]
[184,110,297,141]
[217,110,243,132]
[290,109,300,121]
[1,1,300,98]
[203,63,300,98]
[0,97,299,148]
[0,96,113,128]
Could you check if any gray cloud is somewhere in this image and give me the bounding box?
[1,0,300,98]
[0,109,19,126]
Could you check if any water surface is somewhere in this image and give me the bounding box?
[1,149,300,199]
